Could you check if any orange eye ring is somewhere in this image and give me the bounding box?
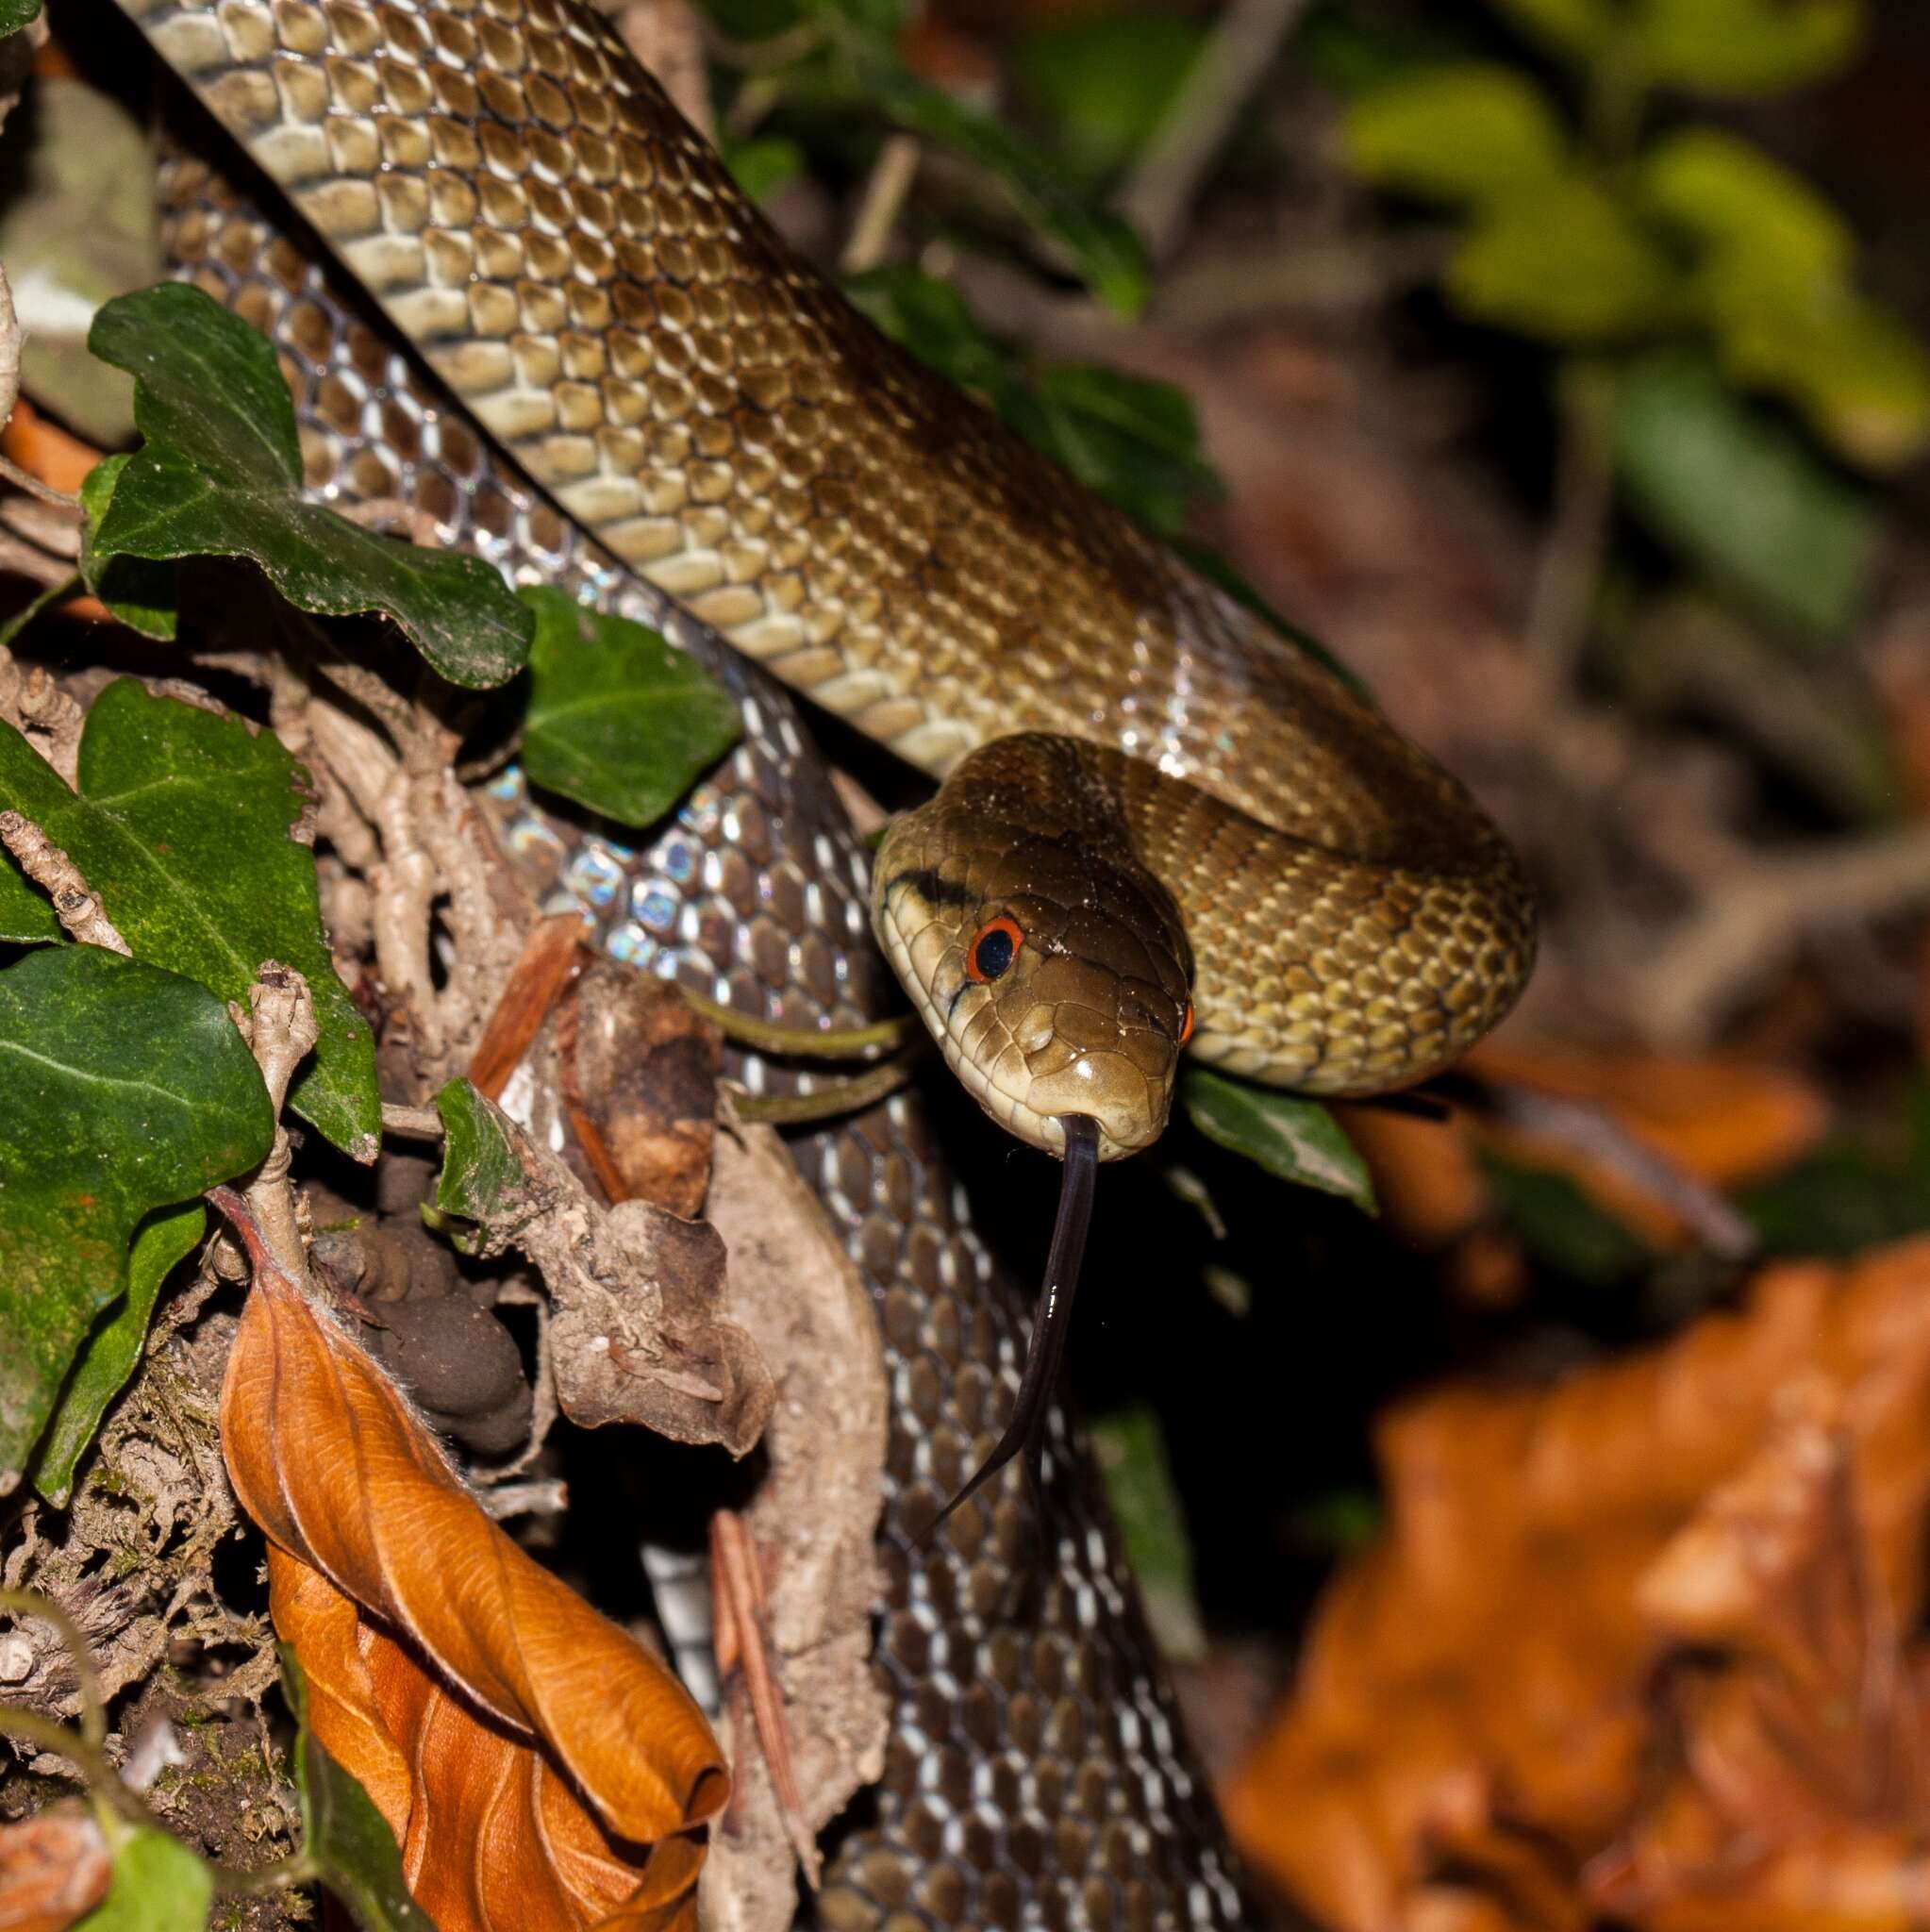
[1178,1001,1195,1047]
[965,915,1023,984]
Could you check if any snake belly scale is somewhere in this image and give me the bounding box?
[119,0,1537,1919]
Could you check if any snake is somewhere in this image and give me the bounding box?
[101,0,1536,1919]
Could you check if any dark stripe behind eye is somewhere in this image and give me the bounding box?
[885,866,974,909]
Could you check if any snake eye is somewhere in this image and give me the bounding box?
[966,915,1023,984]
[1178,1002,1194,1047]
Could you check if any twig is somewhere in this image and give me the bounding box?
[1116,0,1315,261]
[1632,822,1930,1046]
[0,1589,106,1751]
[0,572,82,653]
[712,1508,821,1888]
[380,1103,445,1140]
[231,965,321,1285]
[0,813,129,953]
[1482,1082,1757,1260]
[1152,229,1454,329]
[1525,360,1618,688]
[840,134,921,277]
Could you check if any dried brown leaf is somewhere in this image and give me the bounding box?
[1224,1240,1930,1931]
[218,1227,726,1930]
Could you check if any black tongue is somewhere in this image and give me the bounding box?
[925,1113,1100,1537]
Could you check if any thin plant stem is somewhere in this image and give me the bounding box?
[0,571,82,653]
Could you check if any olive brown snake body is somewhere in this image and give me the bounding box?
[108,0,1535,1917]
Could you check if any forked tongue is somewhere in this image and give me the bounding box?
[927,1113,1100,1535]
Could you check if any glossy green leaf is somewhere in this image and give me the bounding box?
[1012,11,1206,188]
[1344,63,1568,207]
[519,589,740,828]
[1091,1406,1205,1663]
[286,1652,438,1931]
[30,1204,203,1507]
[0,808,60,942]
[431,1077,532,1250]
[856,58,1148,316]
[1639,127,1851,283]
[1631,0,1863,96]
[82,1814,215,1932]
[79,457,178,641]
[1447,175,1682,343]
[0,947,271,1496]
[0,679,381,1158]
[1181,1067,1376,1212]
[0,0,41,36]
[1613,348,1877,643]
[85,284,531,690]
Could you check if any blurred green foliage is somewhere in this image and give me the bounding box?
[1338,0,1927,650]
[694,0,1148,310]
[1009,10,1206,192]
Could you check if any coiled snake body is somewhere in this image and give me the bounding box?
[115,0,1535,1920]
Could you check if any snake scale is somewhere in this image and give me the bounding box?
[103,0,1535,1919]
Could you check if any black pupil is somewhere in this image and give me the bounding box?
[974,926,1016,978]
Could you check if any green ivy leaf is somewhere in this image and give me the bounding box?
[85,284,532,690]
[0,947,272,1495]
[1447,175,1682,343]
[0,816,59,942]
[285,1652,438,1931]
[1613,348,1877,643]
[79,457,178,641]
[1181,1067,1376,1212]
[0,680,381,1160]
[29,1203,203,1507]
[1091,1405,1205,1663]
[83,1814,215,1932]
[1344,63,1569,207]
[430,1077,532,1252]
[0,0,42,37]
[1011,11,1206,190]
[518,589,740,829]
[856,58,1149,316]
[1630,0,1863,96]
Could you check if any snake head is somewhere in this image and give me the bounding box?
[872,740,1195,1162]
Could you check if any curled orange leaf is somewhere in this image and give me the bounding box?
[217,1215,725,1929]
